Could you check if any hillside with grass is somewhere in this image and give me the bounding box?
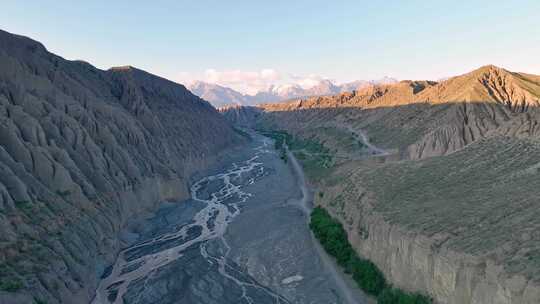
[256,65,540,160]
[234,65,540,304]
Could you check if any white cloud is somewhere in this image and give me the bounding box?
[290,74,331,89]
[203,69,281,95]
[176,69,331,95]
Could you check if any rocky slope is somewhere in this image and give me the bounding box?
[243,65,540,303]
[0,30,242,303]
[258,65,540,160]
[217,105,262,127]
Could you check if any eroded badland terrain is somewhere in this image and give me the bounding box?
[2,27,540,304]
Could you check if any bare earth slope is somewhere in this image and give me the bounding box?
[0,30,241,303]
[237,65,540,304]
[417,65,540,110]
[258,65,540,159]
[217,104,262,127]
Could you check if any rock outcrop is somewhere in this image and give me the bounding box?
[0,30,241,303]
[218,105,262,127]
[258,65,540,160]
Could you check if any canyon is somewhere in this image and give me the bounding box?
[0,30,369,304]
[2,27,540,304]
[90,133,370,304]
[0,29,242,303]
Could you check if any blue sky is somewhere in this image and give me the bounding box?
[2,1,539,93]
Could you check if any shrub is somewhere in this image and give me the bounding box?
[233,127,252,140]
[56,190,71,197]
[33,297,48,304]
[14,200,32,211]
[310,207,382,290]
[350,258,386,295]
[0,279,23,292]
[310,206,432,303]
[258,130,293,163]
[377,287,432,304]
[294,151,307,160]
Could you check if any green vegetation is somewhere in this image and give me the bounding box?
[310,207,385,295]
[258,130,292,150]
[378,288,433,304]
[33,297,47,304]
[14,200,32,211]
[288,134,333,180]
[310,206,432,304]
[294,151,307,160]
[258,130,291,163]
[290,136,332,168]
[233,127,252,140]
[258,129,334,180]
[288,135,326,152]
[56,190,71,197]
[0,279,23,292]
[311,126,365,153]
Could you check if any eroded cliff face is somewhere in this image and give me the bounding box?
[315,136,540,304]
[320,186,540,304]
[218,105,262,127]
[0,30,241,303]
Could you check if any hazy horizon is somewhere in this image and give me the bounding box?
[2,1,539,94]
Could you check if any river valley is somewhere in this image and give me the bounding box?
[92,132,368,304]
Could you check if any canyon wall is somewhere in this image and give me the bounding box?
[320,193,540,304]
[0,30,242,303]
[316,136,540,304]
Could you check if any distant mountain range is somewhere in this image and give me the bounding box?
[188,77,398,107]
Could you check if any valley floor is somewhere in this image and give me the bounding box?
[92,132,369,304]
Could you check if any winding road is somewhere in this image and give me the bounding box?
[287,148,369,304]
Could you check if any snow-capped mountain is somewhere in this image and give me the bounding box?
[338,77,398,93]
[266,83,308,100]
[188,77,398,107]
[188,81,250,107]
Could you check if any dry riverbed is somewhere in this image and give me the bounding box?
[93,132,368,304]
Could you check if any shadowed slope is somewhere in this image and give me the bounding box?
[254,65,540,160]
[239,65,540,304]
[0,29,241,304]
